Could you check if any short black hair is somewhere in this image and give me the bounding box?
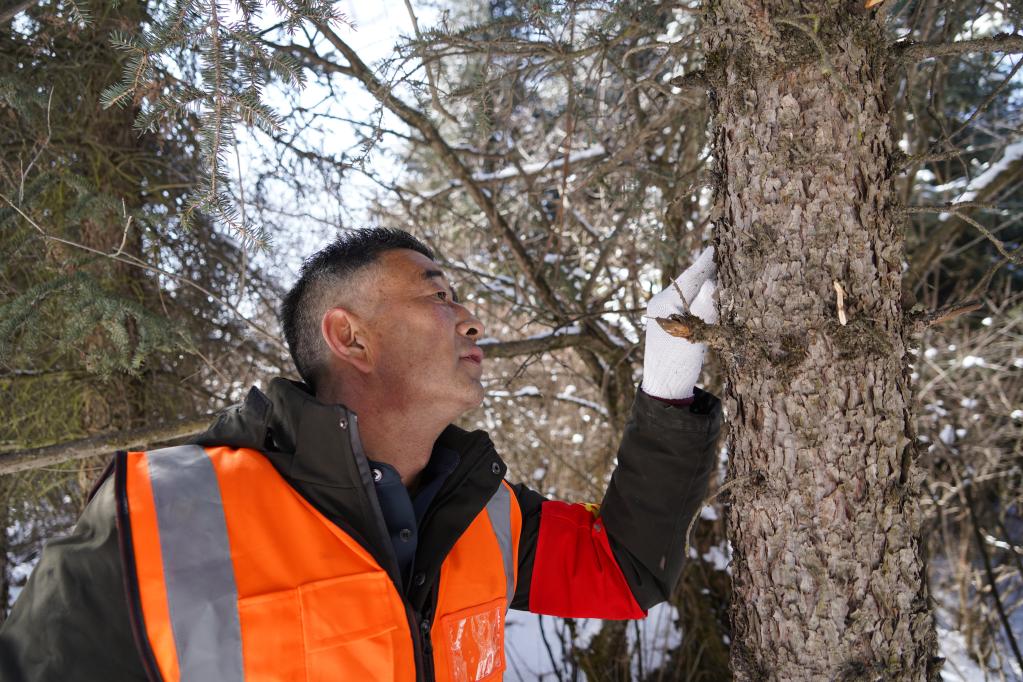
[280,228,434,390]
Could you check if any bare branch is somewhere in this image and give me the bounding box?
[401,0,459,124]
[478,332,605,358]
[952,210,1023,263]
[902,201,1003,214]
[0,417,212,476]
[894,33,1023,63]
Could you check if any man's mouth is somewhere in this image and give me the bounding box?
[461,347,484,364]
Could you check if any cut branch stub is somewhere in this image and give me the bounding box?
[654,313,732,353]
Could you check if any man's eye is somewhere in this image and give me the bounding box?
[436,291,448,301]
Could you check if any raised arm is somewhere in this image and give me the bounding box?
[508,249,723,617]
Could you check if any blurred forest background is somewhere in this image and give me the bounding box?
[1,0,1020,679]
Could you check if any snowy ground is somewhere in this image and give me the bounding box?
[504,600,1011,682]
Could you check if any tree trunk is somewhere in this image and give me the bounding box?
[707,2,939,679]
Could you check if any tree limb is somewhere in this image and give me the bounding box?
[478,332,605,358]
[894,33,1023,62]
[902,201,1002,214]
[0,417,213,476]
[905,300,983,335]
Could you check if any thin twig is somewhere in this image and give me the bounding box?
[952,210,1022,263]
[963,482,1023,674]
[111,198,133,257]
[234,141,248,305]
[951,56,1023,138]
[20,87,54,203]
[683,474,756,562]
[401,0,458,124]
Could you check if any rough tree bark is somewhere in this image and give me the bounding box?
[706,1,939,679]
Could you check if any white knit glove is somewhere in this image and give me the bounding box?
[641,247,718,400]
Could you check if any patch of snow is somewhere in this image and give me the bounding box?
[953,139,1023,205]
[939,424,957,445]
[556,392,610,417]
[981,317,993,326]
[525,325,582,341]
[532,467,546,481]
[514,386,541,397]
[925,348,938,359]
[959,398,978,409]
[702,541,732,573]
[961,355,986,368]
[700,505,719,521]
[1010,409,1023,420]
[472,144,607,184]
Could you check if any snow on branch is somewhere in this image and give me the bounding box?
[420,144,607,200]
[478,330,604,358]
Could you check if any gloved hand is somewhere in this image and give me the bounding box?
[641,247,718,400]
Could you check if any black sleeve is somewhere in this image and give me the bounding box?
[507,387,721,612]
[0,477,148,682]
[601,387,722,608]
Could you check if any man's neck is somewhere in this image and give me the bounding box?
[318,381,449,489]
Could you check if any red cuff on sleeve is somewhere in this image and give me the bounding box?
[528,501,647,619]
[647,393,695,407]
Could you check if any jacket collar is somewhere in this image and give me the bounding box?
[195,376,500,488]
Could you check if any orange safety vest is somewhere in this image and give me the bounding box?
[116,444,522,681]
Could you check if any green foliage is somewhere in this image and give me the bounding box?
[100,0,349,249]
[0,271,190,376]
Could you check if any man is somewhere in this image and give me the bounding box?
[0,228,721,681]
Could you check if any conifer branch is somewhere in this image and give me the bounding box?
[0,192,287,352]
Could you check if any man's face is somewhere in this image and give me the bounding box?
[359,249,486,414]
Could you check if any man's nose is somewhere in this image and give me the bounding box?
[456,306,485,339]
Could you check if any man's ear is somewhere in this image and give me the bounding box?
[322,307,373,373]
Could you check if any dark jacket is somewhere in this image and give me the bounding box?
[0,378,721,681]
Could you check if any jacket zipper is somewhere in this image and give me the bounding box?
[419,613,435,681]
[345,408,434,681]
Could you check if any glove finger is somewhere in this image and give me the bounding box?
[674,246,716,304]
[690,278,719,324]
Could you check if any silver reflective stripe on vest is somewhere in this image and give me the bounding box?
[484,482,515,609]
[146,445,245,682]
